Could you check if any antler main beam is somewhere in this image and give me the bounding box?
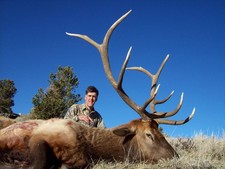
[66,10,195,124]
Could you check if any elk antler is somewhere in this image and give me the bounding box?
[66,10,195,125]
[126,55,195,124]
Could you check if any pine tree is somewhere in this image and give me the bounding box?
[31,66,81,119]
[0,80,17,117]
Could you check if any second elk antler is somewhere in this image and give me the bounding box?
[66,10,195,125]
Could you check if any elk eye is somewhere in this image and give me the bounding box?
[146,133,154,141]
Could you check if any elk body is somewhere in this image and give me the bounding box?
[0,118,178,168]
[0,10,195,168]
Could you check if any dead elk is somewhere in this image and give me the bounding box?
[0,118,180,168]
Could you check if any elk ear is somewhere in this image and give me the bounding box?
[113,127,135,137]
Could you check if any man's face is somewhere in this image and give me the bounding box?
[85,92,98,108]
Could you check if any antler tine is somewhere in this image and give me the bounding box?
[152,92,184,118]
[141,84,160,111]
[126,66,153,78]
[65,33,100,49]
[117,47,132,88]
[155,90,174,105]
[155,107,195,125]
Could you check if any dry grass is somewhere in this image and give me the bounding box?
[91,133,225,169]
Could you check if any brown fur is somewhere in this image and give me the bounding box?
[0,116,16,130]
[0,118,178,168]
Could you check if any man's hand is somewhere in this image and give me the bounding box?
[78,115,93,125]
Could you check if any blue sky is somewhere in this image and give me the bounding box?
[0,0,224,137]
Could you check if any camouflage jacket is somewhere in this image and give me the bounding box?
[64,103,105,128]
